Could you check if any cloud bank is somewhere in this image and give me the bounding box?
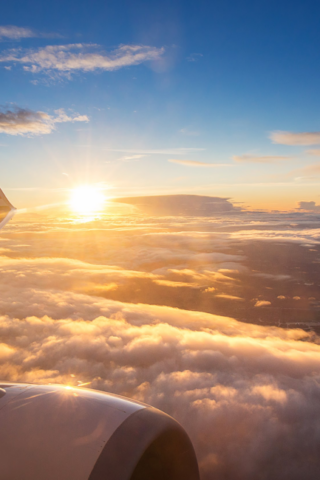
[0,107,88,135]
[1,287,320,480]
[114,195,241,215]
[1,208,320,479]
[297,201,320,212]
[0,43,165,77]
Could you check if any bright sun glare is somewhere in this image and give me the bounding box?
[69,185,106,214]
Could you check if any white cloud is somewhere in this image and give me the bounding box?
[233,154,292,163]
[270,131,320,146]
[168,159,231,167]
[0,43,165,77]
[0,107,88,136]
[1,287,320,480]
[0,25,35,40]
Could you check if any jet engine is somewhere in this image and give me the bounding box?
[0,383,199,480]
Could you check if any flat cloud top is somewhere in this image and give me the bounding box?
[113,194,241,215]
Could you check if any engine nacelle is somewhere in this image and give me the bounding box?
[0,383,199,480]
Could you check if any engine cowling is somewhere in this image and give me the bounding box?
[0,383,199,480]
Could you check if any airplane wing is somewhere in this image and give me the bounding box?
[0,189,15,231]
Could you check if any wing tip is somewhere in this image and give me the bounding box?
[0,189,15,211]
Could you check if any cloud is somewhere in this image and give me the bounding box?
[270,131,320,146]
[118,154,146,162]
[297,201,320,213]
[0,107,88,136]
[179,128,200,136]
[233,154,292,163]
[114,195,241,215]
[306,149,320,156]
[1,287,320,480]
[215,294,244,301]
[0,43,165,77]
[105,148,205,155]
[186,53,203,62]
[254,300,271,307]
[2,207,320,478]
[287,163,320,179]
[168,159,231,167]
[0,25,35,40]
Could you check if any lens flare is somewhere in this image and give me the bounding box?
[69,185,106,214]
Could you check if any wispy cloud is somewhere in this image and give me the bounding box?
[0,25,60,41]
[186,53,203,62]
[105,147,205,155]
[0,107,88,136]
[287,163,320,179]
[179,128,200,136]
[270,131,320,146]
[306,149,320,156]
[0,43,165,77]
[297,201,320,212]
[169,159,231,167]
[118,154,146,162]
[233,154,292,163]
[0,25,35,40]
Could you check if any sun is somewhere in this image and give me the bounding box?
[69,185,106,214]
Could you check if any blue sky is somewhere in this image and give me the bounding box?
[2,0,320,209]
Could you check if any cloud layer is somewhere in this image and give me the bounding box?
[0,43,165,77]
[1,286,320,480]
[0,107,88,135]
[1,208,320,479]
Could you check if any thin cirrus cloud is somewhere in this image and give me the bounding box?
[0,43,165,77]
[306,149,320,156]
[233,154,292,163]
[0,25,35,40]
[118,154,146,162]
[270,130,320,145]
[287,163,320,179]
[0,25,60,40]
[0,107,88,136]
[105,148,205,155]
[168,159,231,167]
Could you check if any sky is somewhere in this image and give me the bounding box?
[2,0,320,209]
[3,3,320,478]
